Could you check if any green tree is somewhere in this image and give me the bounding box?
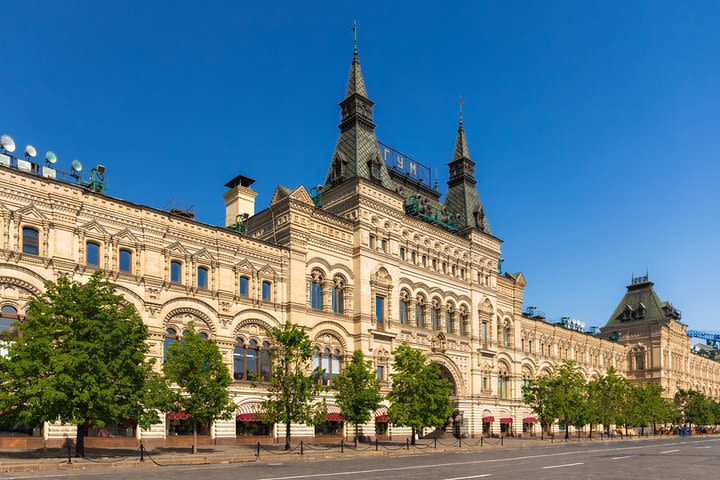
[387,343,453,445]
[163,322,235,454]
[333,350,383,442]
[545,361,587,440]
[675,389,714,428]
[262,321,325,450]
[0,271,170,457]
[522,374,554,439]
[630,382,672,435]
[587,367,630,436]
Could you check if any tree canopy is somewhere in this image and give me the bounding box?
[261,321,325,450]
[163,322,235,453]
[332,350,383,441]
[387,343,453,445]
[0,271,169,456]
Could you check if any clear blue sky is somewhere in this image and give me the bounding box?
[3,1,719,332]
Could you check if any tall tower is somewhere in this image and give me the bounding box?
[444,104,491,234]
[323,26,392,191]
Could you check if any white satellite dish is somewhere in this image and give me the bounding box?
[24,145,37,158]
[70,159,83,172]
[45,151,58,164]
[0,134,16,153]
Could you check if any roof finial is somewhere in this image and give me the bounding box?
[459,96,464,125]
[353,19,358,58]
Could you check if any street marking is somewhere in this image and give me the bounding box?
[659,449,679,454]
[255,438,720,480]
[443,475,491,480]
[542,462,584,469]
[611,455,633,460]
[697,446,711,449]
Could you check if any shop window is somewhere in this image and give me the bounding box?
[22,227,39,255]
[236,419,272,437]
[119,249,132,273]
[87,423,135,437]
[86,241,100,266]
[167,414,209,436]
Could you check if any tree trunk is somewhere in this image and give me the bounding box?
[285,421,291,451]
[540,421,544,440]
[75,423,87,458]
[355,423,359,444]
[411,427,416,446]
[192,422,197,454]
[564,423,569,440]
[589,423,593,439]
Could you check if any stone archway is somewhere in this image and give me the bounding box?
[437,363,457,397]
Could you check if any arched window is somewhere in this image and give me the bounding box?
[163,328,179,360]
[332,276,345,314]
[445,304,454,332]
[86,241,100,266]
[22,227,39,255]
[459,308,469,335]
[262,281,271,301]
[171,260,183,283]
[197,266,208,289]
[310,270,324,310]
[416,295,426,327]
[234,338,271,382]
[0,305,19,339]
[398,291,409,324]
[119,249,132,273]
[430,300,440,331]
[239,276,249,297]
[497,365,510,399]
[313,346,343,386]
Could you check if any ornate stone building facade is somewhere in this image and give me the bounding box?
[1,47,718,447]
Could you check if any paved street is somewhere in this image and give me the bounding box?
[1,436,718,480]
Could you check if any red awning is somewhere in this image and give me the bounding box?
[326,413,344,422]
[236,402,265,422]
[500,417,512,424]
[522,416,536,423]
[167,412,191,421]
[375,415,391,423]
[482,416,494,422]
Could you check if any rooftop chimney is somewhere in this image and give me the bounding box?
[223,175,257,227]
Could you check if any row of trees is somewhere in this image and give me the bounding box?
[522,360,720,439]
[0,272,456,455]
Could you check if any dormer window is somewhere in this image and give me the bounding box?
[622,306,633,321]
[635,304,645,319]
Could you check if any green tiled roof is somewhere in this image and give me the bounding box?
[604,280,671,328]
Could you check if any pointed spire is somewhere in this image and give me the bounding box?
[453,97,471,160]
[345,20,368,98]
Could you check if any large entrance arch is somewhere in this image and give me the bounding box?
[437,363,457,397]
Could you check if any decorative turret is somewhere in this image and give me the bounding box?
[323,23,392,191]
[443,101,491,234]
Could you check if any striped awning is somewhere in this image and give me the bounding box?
[236,402,265,421]
[167,412,191,421]
[374,406,390,423]
[325,404,343,422]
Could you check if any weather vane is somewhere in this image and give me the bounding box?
[353,20,358,55]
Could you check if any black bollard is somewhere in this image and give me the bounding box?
[256,441,260,457]
[434,437,437,449]
[140,443,145,462]
[481,436,484,446]
[300,440,304,455]
[459,436,462,448]
[67,442,72,464]
[406,438,409,450]
[341,439,344,453]
[501,435,503,446]
[375,438,378,451]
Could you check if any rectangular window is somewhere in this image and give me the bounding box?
[332,287,344,314]
[239,276,249,296]
[262,281,271,301]
[422,255,427,267]
[411,251,417,263]
[369,235,376,249]
[310,282,322,310]
[399,247,406,260]
[498,376,508,399]
[119,249,132,273]
[197,266,208,289]
[171,260,182,283]
[481,321,487,344]
[375,296,384,328]
[376,365,384,381]
[432,259,437,270]
[86,241,100,266]
[22,227,40,255]
[381,239,388,253]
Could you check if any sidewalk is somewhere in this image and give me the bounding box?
[0,434,685,474]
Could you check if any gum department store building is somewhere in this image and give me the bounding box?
[1,46,719,447]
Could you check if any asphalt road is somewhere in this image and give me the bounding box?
[2,436,719,480]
